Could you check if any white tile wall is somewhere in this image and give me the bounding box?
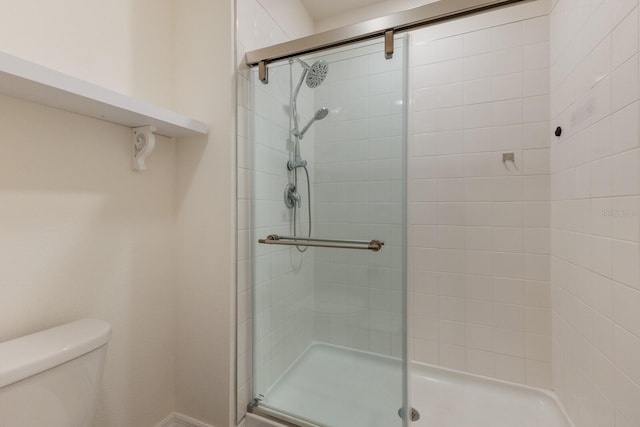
[409,12,552,388]
[550,0,640,426]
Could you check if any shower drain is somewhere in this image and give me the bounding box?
[398,407,420,422]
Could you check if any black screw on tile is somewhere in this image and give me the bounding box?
[555,126,562,137]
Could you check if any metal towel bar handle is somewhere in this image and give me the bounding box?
[258,234,384,252]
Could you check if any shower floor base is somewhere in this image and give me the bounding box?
[261,343,403,427]
[412,362,572,427]
[259,343,572,427]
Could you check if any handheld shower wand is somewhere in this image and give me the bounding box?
[292,59,329,138]
[288,107,329,171]
[294,107,329,139]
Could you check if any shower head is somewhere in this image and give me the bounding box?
[305,60,329,88]
[295,59,329,88]
[296,107,329,139]
[314,107,329,120]
[291,59,330,141]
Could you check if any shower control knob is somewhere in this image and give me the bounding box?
[284,183,301,209]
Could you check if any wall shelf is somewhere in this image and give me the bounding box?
[0,51,208,138]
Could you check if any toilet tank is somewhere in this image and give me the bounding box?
[0,319,111,427]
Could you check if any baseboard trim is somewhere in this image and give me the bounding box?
[155,412,215,427]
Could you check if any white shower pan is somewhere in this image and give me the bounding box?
[411,362,572,427]
[253,343,573,427]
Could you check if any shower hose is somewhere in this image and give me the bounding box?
[293,164,311,252]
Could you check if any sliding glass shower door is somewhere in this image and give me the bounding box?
[249,35,408,427]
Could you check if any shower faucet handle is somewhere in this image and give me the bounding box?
[284,183,302,209]
[292,191,302,208]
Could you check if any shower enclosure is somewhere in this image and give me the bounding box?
[237,1,570,426]
[247,36,408,427]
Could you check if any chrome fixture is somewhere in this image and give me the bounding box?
[294,107,329,139]
[292,60,329,141]
[294,59,329,91]
[284,183,301,209]
[284,58,330,252]
[300,59,329,88]
[287,159,307,171]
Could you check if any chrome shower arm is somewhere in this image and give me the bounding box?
[294,107,329,139]
[291,68,308,137]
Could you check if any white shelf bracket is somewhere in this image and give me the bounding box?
[132,126,157,171]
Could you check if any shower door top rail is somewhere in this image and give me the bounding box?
[244,0,529,67]
[258,234,384,252]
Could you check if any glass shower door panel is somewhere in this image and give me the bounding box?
[251,36,407,427]
[250,58,316,402]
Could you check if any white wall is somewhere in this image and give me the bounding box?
[0,0,174,108]
[408,1,552,388]
[0,98,178,427]
[257,0,314,39]
[0,0,241,426]
[315,0,437,33]
[550,0,640,425]
[173,0,236,426]
[0,1,178,426]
